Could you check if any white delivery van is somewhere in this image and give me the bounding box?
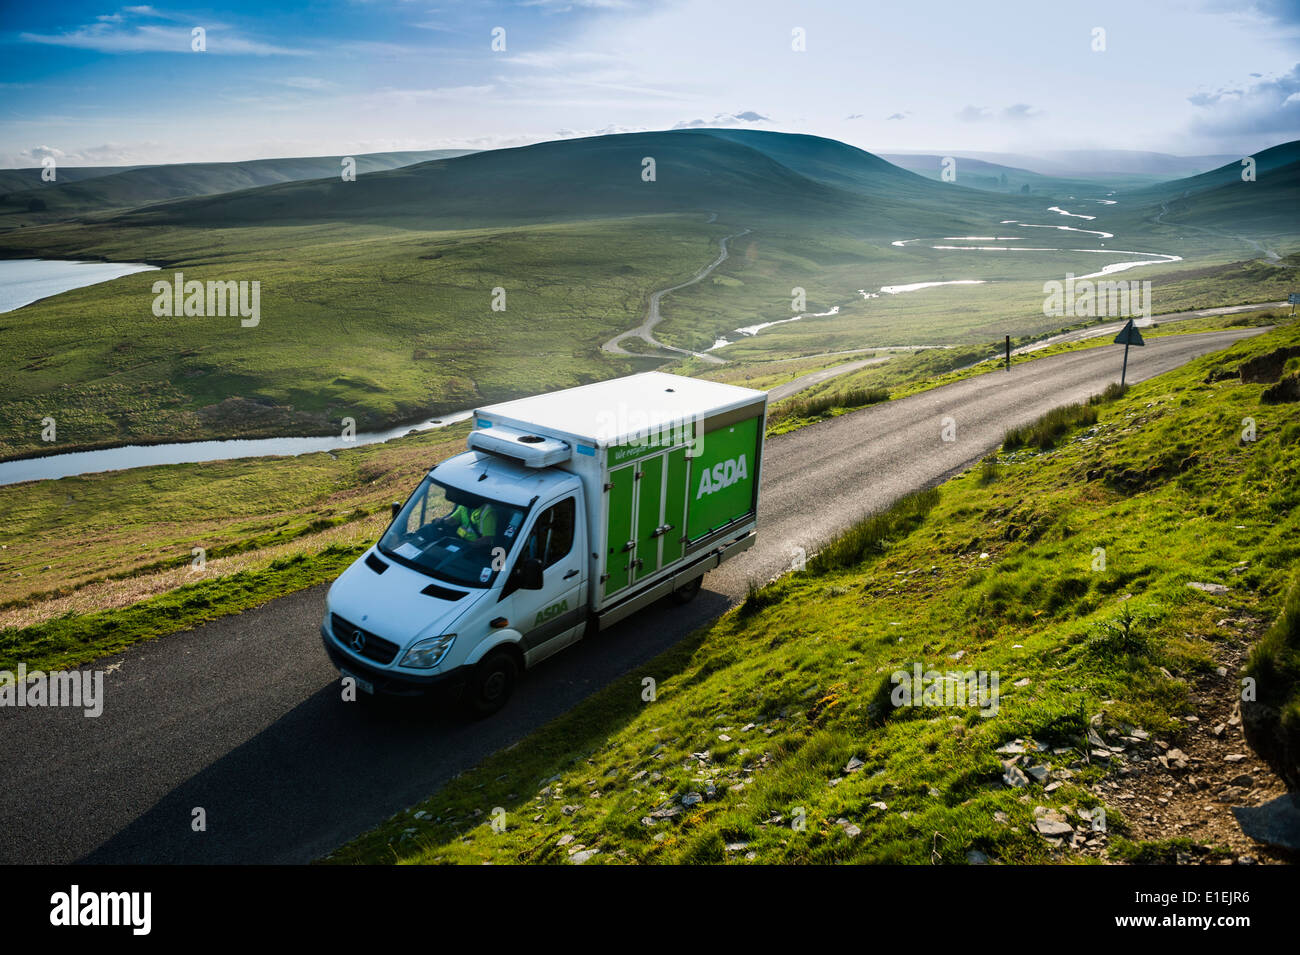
[322,371,766,715]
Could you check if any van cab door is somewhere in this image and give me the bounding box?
[500,494,586,666]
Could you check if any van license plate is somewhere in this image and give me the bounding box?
[341,668,374,695]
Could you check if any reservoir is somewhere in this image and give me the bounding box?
[0,258,159,313]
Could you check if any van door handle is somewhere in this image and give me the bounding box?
[563,569,579,580]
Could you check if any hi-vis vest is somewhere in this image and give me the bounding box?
[455,505,492,541]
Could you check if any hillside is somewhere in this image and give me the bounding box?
[1125,141,1299,198]
[109,129,1022,236]
[698,129,946,202]
[0,165,147,195]
[0,149,475,223]
[1130,142,1300,237]
[330,320,1300,865]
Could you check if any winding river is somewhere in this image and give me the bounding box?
[706,201,1181,352]
[0,412,477,487]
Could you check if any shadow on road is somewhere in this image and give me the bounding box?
[80,591,731,864]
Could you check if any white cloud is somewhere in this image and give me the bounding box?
[4,142,157,167]
[522,0,639,10]
[504,50,623,70]
[20,8,308,56]
[282,76,335,90]
[672,110,772,129]
[955,104,1041,123]
[1187,63,1300,139]
[360,85,498,106]
[1002,103,1043,121]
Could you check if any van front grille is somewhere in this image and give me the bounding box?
[330,614,399,665]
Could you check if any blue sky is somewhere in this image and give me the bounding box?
[1,1,1297,168]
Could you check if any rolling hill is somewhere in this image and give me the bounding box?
[112,129,1026,237]
[0,165,148,195]
[1129,141,1300,237]
[0,149,475,222]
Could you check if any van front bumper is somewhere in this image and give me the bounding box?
[320,626,468,699]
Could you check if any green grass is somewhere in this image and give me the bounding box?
[1109,836,1232,865]
[806,488,940,574]
[1003,402,1100,451]
[1242,569,1300,789]
[767,386,889,434]
[977,455,1001,487]
[0,545,362,673]
[327,318,1300,866]
[677,252,1298,363]
[0,426,474,675]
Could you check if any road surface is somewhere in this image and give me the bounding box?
[1018,301,1286,353]
[0,326,1264,864]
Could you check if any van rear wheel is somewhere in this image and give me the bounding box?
[466,650,518,717]
[671,576,703,604]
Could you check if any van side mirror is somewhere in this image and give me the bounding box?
[513,557,544,590]
[391,501,402,518]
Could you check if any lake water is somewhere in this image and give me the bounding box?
[0,258,159,313]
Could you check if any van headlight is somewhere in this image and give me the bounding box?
[401,633,456,669]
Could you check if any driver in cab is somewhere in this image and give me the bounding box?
[443,501,501,553]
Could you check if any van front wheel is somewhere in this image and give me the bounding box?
[671,576,703,604]
[466,650,518,717]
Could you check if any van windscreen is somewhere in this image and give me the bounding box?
[378,476,527,588]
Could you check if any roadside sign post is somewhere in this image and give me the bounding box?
[1288,292,1299,317]
[1005,334,1011,372]
[1114,319,1146,386]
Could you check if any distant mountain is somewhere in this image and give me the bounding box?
[0,149,476,220]
[879,153,1135,195]
[113,128,1016,237]
[0,165,147,195]
[697,129,943,202]
[951,149,1241,180]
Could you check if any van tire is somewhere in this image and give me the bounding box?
[670,576,703,604]
[466,650,518,717]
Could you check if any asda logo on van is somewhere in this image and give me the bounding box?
[535,598,569,627]
[696,455,748,499]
